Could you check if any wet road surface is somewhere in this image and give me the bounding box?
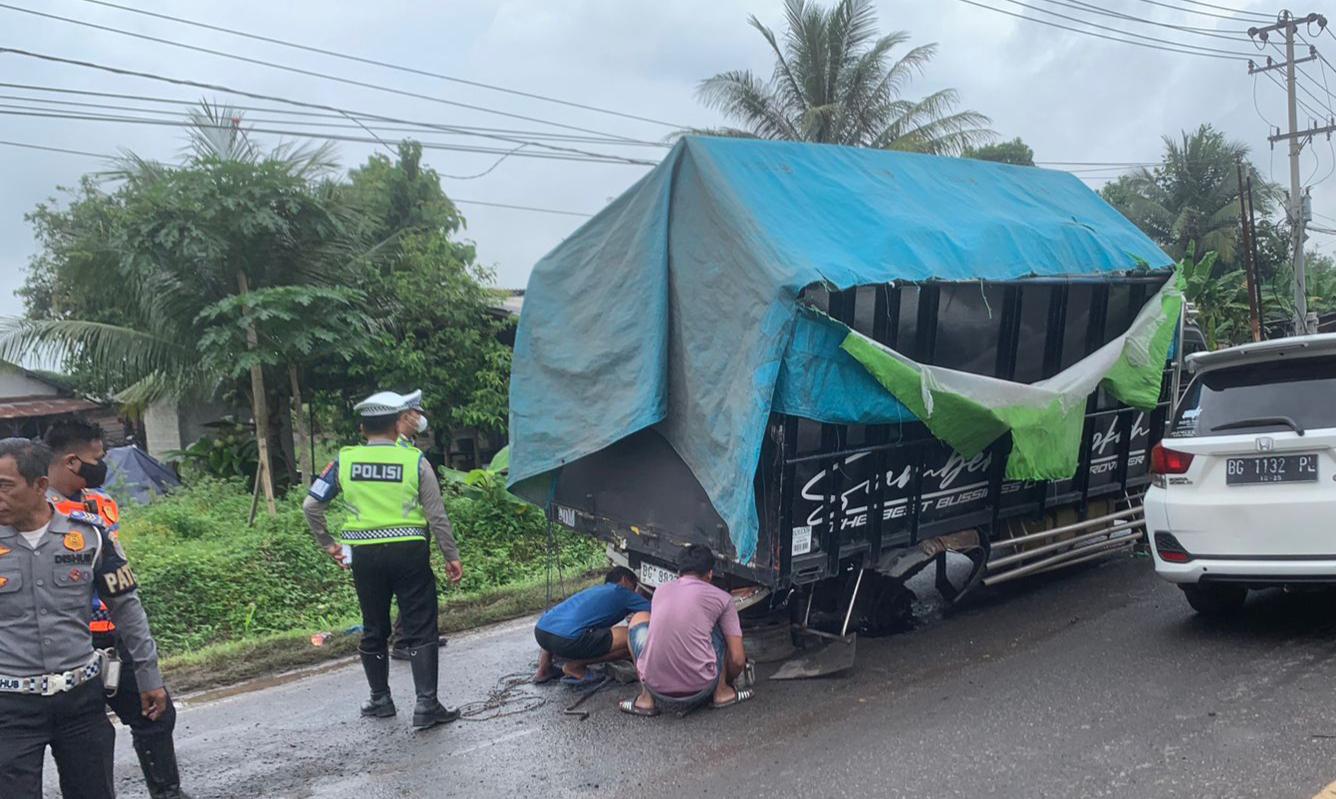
[62,556,1336,798]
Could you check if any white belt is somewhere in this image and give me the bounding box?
[0,656,102,697]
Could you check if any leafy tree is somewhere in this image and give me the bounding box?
[696,0,993,154]
[195,285,377,486]
[963,137,1034,166]
[312,143,513,450]
[1101,124,1276,267]
[3,104,360,510]
[1180,245,1247,350]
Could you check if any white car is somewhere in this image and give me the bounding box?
[1145,333,1336,615]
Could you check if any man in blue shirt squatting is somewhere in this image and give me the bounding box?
[533,566,650,686]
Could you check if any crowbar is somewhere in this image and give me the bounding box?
[562,675,611,720]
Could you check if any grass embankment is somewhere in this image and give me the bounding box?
[116,478,604,691]
[162,572,601,694]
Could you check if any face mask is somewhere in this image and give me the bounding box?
[415,413,429,434]
[76,457,108,489]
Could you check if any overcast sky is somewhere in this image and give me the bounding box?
[3,0,1332,323]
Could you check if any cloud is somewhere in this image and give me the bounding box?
[3,0,1329,325]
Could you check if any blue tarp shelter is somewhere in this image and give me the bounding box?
[508,136,1171,565]
[105,445,179,504]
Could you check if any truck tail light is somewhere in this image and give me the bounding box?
[1150,443,1194,475]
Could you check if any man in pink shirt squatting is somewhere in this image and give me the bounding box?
[620,545,753,716]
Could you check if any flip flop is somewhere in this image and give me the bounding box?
[532,666,563,685]
[561,670,604,688]
[618,698,660,717]
[709,688,754,709]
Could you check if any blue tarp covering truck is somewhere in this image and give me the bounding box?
[509,136,1177,637]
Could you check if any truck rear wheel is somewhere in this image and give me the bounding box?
[1182,584,1247,616]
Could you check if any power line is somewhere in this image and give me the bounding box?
[1033,0,1251,39]
[1256,66,1328,123]
[984,0,1257,56]
[0,138,107,159]
[1252,70,1279,129]
[0,106,650,166]
[1130,0,1275,23]
[1301,34,1336,187]
[1168,0,1275,20]
[0,138,595,218]
[1266,41,1336,116]
[75,0,687,131]
[0,82,670,147]
[449,199,593,218]
[953,0,1253,60]
[0,3,652,144]
[0,93,670,148]
[0,48,658,167]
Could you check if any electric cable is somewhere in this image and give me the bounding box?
[1130,0,1274,23]
[981,0,1258,56]
[0,48,658,166]
[0,138,108,158]
[1252,71,1278,130]
[1303,38,1336,187]
[0,97,667,144]
[74,0,688,130]
[457,672,548,721]
[0,82,669,146]
[0,107,648,166]
[953,0,1253,60]
[0,137,597,217]
[1032,0,1251,39]
[0,4,653,144]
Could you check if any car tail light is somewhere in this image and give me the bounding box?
[1150,443,1194,475]
[1153,532,1192,563]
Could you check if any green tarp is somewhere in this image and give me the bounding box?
[839,273,1184,482]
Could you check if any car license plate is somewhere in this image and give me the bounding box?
[638,561,676,588]
[1225,453,1319,485]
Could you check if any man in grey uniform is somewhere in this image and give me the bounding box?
[0,437,168,798]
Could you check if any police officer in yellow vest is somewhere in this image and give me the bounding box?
[302,390,463,730]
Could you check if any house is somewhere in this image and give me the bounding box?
[0,361,126,442]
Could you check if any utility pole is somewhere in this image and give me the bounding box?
[1248,11,1332,336]
[1236,160,1262,342]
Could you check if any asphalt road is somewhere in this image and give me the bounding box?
[55,555,1336,799]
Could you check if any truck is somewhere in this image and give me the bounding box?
[508,136,1180,644]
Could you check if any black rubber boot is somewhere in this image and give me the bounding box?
[133,734,192,799]
[408,644,460,730]
[359,650,397,718]
[392,635,448,661]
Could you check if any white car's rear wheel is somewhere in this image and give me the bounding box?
[1182,584,1247,616]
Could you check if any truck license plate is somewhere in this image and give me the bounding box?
[1226,454,1319,485]
[638,561,676,588]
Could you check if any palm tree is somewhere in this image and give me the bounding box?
[696,0,994,154]
[1101,124,1277,267]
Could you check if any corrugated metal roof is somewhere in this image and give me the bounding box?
[0,396,101,420]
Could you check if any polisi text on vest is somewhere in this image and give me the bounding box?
[350,463,404,482]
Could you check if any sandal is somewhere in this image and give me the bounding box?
[618,698,659,717]
[532,666,563,685]
[561,670,605,688]
[710,688,754,709]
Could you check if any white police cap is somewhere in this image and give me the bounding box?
[353,389,423,417]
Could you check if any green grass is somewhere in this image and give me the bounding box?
[162,571,601,694]
[116,477,604,661]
